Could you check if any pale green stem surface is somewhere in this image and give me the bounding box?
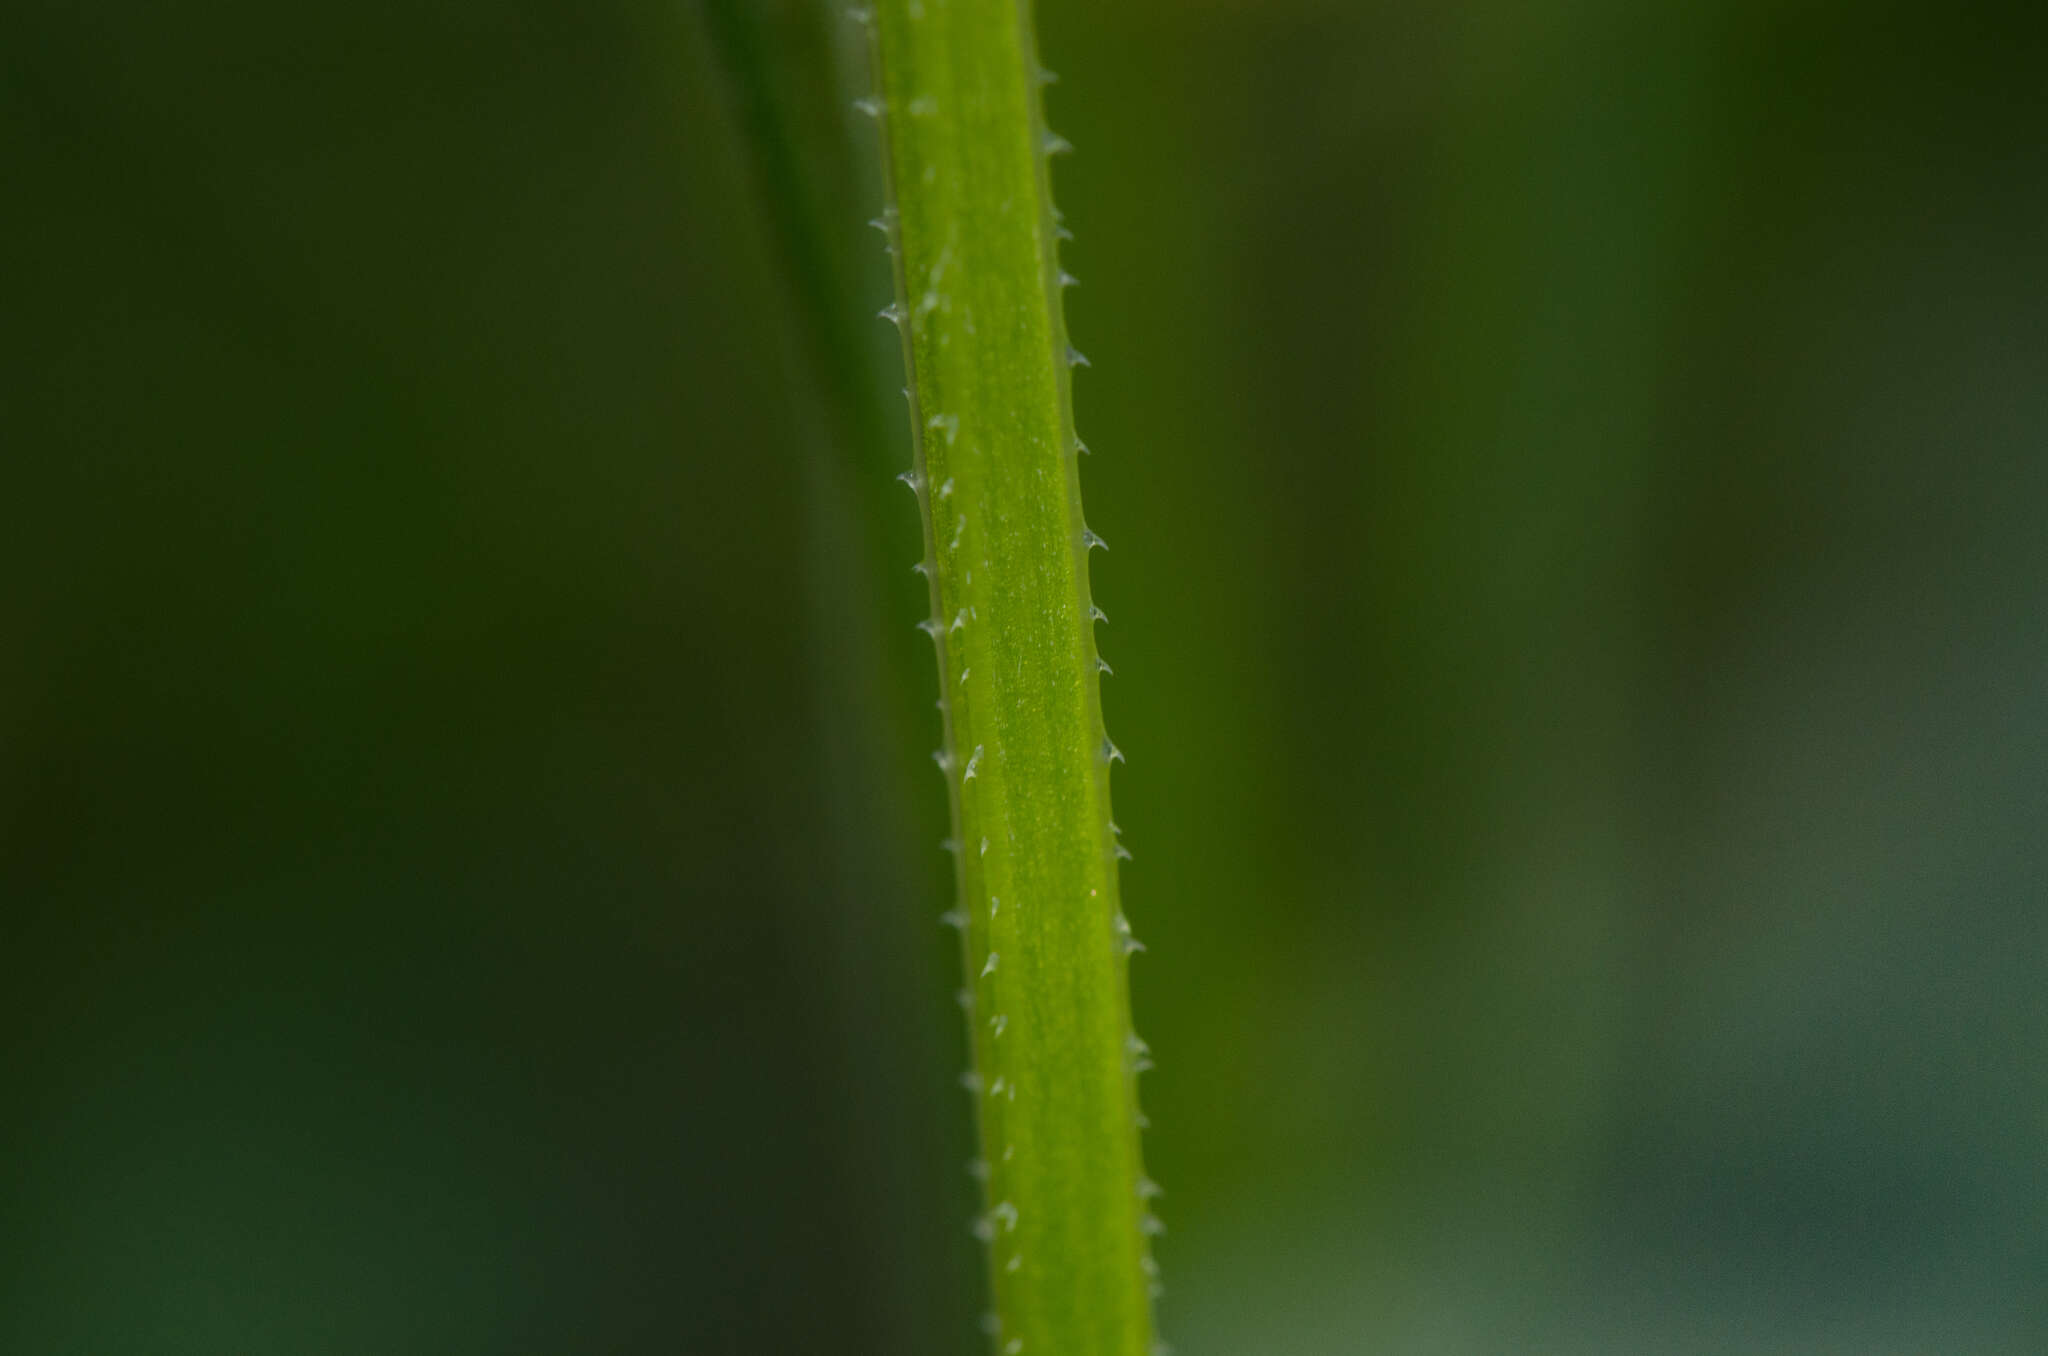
[860,2,1158,1352]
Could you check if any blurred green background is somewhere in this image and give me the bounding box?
[6,1,2046,1351]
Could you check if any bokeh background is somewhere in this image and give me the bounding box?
[7,1,2046,1351]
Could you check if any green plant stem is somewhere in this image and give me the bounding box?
[860,2,1157,1352]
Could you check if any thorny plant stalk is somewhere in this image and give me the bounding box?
[857,0,1161,1352]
